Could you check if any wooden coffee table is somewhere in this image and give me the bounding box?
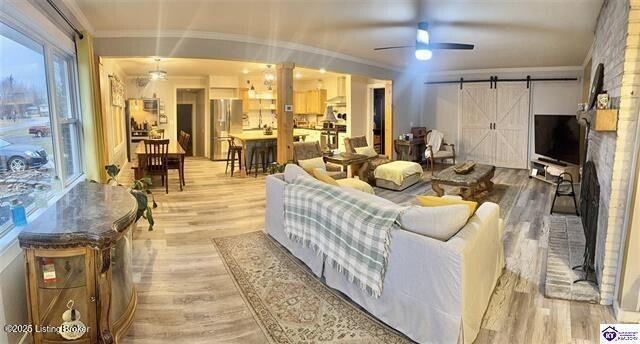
[431,164,496,200]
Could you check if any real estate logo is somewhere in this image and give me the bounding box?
[600,324,640,343]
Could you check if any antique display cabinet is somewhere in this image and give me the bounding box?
[18,182,138,343]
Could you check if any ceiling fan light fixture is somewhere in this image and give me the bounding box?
[416,22,429,44]
[415,49,432,61]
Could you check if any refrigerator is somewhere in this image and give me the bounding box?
[210,99,243,160]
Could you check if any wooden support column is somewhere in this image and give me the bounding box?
[276,62,295,163]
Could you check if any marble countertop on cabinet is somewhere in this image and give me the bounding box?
[18,181,137,249]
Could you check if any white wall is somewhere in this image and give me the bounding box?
[421,69,582,162]
[99,59,129,167]
[126,77,210,155]
[347,75,369,138]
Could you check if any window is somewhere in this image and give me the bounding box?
[52,54,82,181]
[0,20,83,231]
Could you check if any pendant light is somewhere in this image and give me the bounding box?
[263,64,275,90]
[148,58,167,80]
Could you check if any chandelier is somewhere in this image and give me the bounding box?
[148,58,167,81]
[263,64,275,90]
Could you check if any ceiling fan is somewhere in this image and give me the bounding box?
[374,22,474,60]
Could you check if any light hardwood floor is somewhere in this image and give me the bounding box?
[121,157,614,344]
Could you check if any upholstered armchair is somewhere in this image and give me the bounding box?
[424,130,456,173]
[344,136,390,184]
[293,141,346,179]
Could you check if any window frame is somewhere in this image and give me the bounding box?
[47,49,84,184]
[0,16,85,237]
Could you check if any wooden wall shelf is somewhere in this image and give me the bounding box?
[577,109,618,132]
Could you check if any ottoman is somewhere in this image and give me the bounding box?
[374,161,423,191]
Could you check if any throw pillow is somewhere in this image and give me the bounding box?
[298,157,326,174]
[415,195,478,220]
[354,146,378,158]
[312,168,339,186]
[399,204,470,241]
[336,178,375,194]
[284,163,309,183]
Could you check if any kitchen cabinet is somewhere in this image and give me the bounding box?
[294,91,307,114]
[239,88,249,113]
[305,89,327,115]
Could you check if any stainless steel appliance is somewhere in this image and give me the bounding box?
[210,99,243,160]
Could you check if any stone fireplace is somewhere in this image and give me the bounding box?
[586,0,640,306]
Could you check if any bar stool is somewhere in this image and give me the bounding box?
[551,172,579,215]
[225,138,244,177]
[248,143,270,177]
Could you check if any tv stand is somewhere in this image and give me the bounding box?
[538,157,567,167]
[530,159,580,184]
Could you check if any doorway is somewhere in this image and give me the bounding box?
[177,104,194,156]
[372,88,385,154]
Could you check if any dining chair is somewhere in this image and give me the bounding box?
[142,139,170,193]
[168,131,190,189]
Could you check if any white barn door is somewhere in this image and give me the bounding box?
[460,83,496,164]
[459,82,530,169]
[494,82,529,169]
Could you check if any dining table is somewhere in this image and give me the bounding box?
[134,139,186,189]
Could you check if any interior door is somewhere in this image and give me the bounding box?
[460,83,496,164]
[495,83,529,168]
[177,104,193,156]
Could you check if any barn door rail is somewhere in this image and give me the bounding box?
[425,75,578,89]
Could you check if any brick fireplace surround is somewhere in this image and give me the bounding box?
[588,0,640,308]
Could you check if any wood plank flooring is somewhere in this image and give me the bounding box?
[120,157,614,344]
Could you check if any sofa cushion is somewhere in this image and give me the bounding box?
[336,178,375,194]
[284,163,309,183]
[416,195,477,220]
[312,168,340,186]
[298,157,326,174]
[399,204,470,241]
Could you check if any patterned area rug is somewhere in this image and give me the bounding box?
[212,231,413,344]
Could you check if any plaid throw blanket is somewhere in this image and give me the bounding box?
[284,175,402,298]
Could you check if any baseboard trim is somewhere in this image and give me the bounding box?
[613,300,640,322]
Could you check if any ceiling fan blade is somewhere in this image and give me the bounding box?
[373,45,415,51]
[426,42,474,50]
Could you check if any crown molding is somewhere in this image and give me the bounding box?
[423,65,584,79]
[60,0,94,34]
[93,29,402,73]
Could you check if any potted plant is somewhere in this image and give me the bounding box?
[105,164,157,230]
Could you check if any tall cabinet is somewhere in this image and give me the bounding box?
[460,82,529,169]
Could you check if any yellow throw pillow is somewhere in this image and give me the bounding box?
[312,168,339,186]
[415,195,478,219]
[354,146,378,158]
[298,157,326,174]
[336,178,375,194]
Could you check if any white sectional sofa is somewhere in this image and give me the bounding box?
[265,173,505,344]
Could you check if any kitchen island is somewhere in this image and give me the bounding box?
[230,130,309,173]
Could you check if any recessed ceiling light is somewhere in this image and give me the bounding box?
[319,68,326,74]
[295,72,303,79]
[242,68,249,74]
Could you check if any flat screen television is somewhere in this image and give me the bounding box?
[534,114,580,165]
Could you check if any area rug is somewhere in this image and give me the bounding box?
[212,231,412,344]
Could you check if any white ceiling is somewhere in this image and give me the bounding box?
[74,0,603,71]
[106,57,345,81]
